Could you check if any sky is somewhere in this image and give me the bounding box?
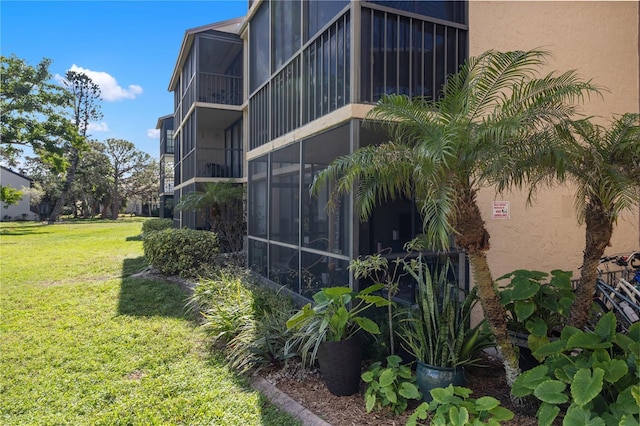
[1,0,248,159]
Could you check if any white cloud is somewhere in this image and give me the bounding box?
[57,65,143,102]
[87,122,110,132]
[147,129,160,139]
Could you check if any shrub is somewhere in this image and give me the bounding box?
[407,384,514,426]
[227,307,297,374]
[362,355,421,415]
[143,228,219,277]
[142,218,173,234]
[188,267,297,373]
[511,313,640,426]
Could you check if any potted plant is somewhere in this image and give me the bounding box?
[397,254,495,401]
[286,284,390,396]
[496,269,574,369]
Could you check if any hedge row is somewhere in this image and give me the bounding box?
[143,228,219,277]
[142,218,174,234]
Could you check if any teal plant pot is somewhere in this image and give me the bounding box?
[415,361,466,402]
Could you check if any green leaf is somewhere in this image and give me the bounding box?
[632,384,640,405]
[383,387,397,404]
[386,355,402,368]
[615,387,640,416]
[378,369,396,387]
[594,312,616,339]
[514,300,536,321]
[567,331,612,350]
[452,386,473,398]
[536,402,560,426]
[489,406,515,421]
[550,270,573,290]
[533,380,568,404]
[510,276,541,300]
[619,415,640,426]
[449,406,469,426]
[528,333,550,358]
[571,368,604,407]
[359,294,391,307]
[526,317,548,337]
[322,286,352,298]
[361,371,374,382]
[594,358,628,383]
[357,283,384,295]
[511,365,549,397]
[399,382,421,400]
[430,386,453,403]
[533,339,567,358]
[353,316,381,335]
[563,405,605,426]
[474,396,500,411]
[365,393,376,412]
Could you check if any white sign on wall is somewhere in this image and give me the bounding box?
[492,201,510,220]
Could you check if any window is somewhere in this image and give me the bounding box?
[270,143,300,244]
[249,155,268,238]
[303,13,350,124]
[272,0,301,72]
[250,2,270,93]
[305,0,348,41]
[367,1,467,25]
[360,7,467,102]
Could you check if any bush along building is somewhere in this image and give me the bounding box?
[161,1,639,303]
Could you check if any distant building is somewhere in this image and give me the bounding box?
[167,18,244,230]
[157,114,175,219]
[1,166,38,221]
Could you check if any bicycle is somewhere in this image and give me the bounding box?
[591,252,640,332]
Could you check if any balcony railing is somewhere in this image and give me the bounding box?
[198,72,243,105]
[196,147,243,179]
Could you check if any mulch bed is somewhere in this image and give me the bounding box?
[260,355,540,426]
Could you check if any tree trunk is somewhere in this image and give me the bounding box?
[454,188,521,388]
[569,201,613,329]
[101,203,111,219]
[48,148,79,224]
[111,199,120,220]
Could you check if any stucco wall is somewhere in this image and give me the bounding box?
[469,1,639,278]
[0,168,37,221]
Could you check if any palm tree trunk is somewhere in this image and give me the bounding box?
[569,203,613,329]
[455,189,520,387]
[467,251,520,387]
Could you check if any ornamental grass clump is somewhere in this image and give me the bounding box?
[188,267,297,373]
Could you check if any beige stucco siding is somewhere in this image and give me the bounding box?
[469,1,639,278]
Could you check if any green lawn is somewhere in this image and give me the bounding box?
[0,219,299,425]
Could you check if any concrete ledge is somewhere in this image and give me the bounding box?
[251,376,332,426]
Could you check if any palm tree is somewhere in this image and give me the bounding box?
[314,50,600,387]
[553,114,640,329]
[176,182,246,253]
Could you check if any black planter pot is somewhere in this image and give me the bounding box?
[509,332,541,371]
[415,361,466,402]
[317,338,362,396]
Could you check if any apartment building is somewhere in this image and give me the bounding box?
[157,114,175,219]
[164,1,639,302]
[168,18,245,229]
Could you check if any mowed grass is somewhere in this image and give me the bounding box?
[0,219,299,425]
